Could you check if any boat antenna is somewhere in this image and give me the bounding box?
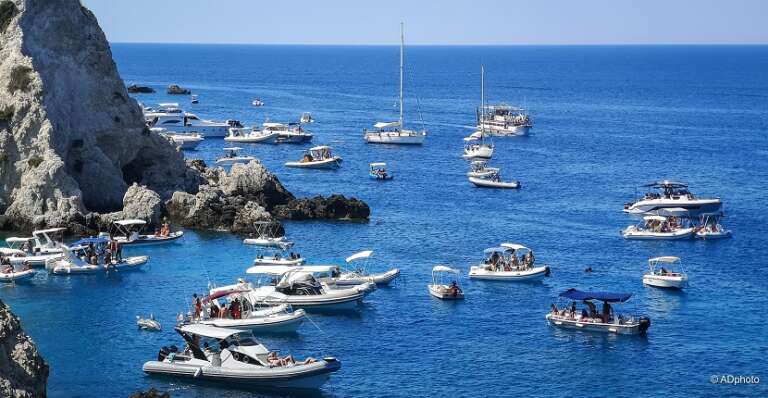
[399,22,404,130]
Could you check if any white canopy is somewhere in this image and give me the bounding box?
[310,145,331,151]
[432,265,459,274]
[223,147,243,151]
[114,219,147,226]
[463,136,478,142]
[374,121,400,129]
[369,163,387,168]
[178,324,246,339]
[500,243,529,251]
[158,102,180,107]
[263,122,287,128]
[657,207,690,216]
[6,237,33,243]
[643,215,668,222]
[346,250,373,263]
[33,227,66,235]
[649,256,680,263]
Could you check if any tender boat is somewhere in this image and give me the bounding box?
[369,162,393,180]
[192,292,306,332]
[284,146,342,169]
[137,314,162,331]
[478,104,533,137]
[143,324,341,390]
[363,24,427,145]
[243,222,293,249]
[215,147,256,166]
[144,103,236,137]
[253,251,306,266]
[1,244,62,267]
[623,181,722,215]
[47,241,149,274]
[467,160,500,178]
[300,112,314,124]
[468,173,520,189]
[225,127,280,144]
[239,266,373,310]
[546,289,651,335]
[159,131,204,150]
[334,250,400,287]
[468,243,550,281]
[643,256,688,289]
[111,220,184,246]
[696,212,732,239]
[0,262,36,283]
[428,266,464,300]
[622,214,695,240]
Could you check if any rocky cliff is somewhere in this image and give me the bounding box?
[0,300,48,398]
[0,0,197,231]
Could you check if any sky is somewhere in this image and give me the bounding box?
[82,0,768,45]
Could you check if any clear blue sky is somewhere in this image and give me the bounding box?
[82,0,768,45]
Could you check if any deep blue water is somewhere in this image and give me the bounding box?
[2,44,768,397]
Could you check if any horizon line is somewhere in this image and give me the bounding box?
[108,41,768,47]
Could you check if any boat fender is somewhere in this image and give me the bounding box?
[544,266,551,277]
[639,316,651,333]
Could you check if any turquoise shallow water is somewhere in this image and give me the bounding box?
[2,44,768,397]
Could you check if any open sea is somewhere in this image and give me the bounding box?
[2,44,768,397]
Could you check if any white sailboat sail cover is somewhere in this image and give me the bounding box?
[374,121,400,129]
[346,250,373,263]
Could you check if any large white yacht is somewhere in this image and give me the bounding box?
[363,23,427,145]
[144,103,239,137]
[623,181,722,215]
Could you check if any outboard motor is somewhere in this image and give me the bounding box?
[544,266,551,277]
[638,316,652,333]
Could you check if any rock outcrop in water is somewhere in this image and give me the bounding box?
[0,300,48,398]
[0,0,198,231]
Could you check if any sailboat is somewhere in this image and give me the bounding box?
[463,65,495,159]
[363,23,427,145]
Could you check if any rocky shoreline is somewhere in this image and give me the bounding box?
[0,300,48,398]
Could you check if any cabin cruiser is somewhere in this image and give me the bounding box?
[237,266,373,310]
[215,147,256,166]
[47,240,149,274]
[623,181,722,215]
[622,214,695,240]
[111,220,184,246]
[334,250,400,287]
[369,162,393,180]
[428,265,464,300]
[547,289,651,335]
[468,172,520,189]
[363,24,427,145]
[643,256,688,289]
[143,324,341,390]
[190,290,306,333]
[696,212,732,239]
[285,146,342,169]
[478,104,532,136]
[243,222,293,249]
[467,160,500,179]
[225,126,280,144]
[158,130,204,150]
[469,243,550,281]
[144,103,238,137]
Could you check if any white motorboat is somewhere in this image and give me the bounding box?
[428,265,464,300]
[369,162,393,180]
[0,262,35,283]
[4,237,63,266]
[334,250,400,287]
[623,181,722,215]
[243,222,293,249]
[47,242,148,274]
[252,249,305,266]
[469,243,550,281]
[643,256,688,289]
[363,24,427,145]
[468,174,520,189]
[622,214,695,240]
[160,131,204,150]
[144,103,237,137]
[284,146,342,169]
[478,104,532,136]
[111,219,184,246]
[546,289,651,335]
[215,147,256,166]
[696,212,732,239]
[242,266,372,310]
[300,112,314,124]
[143,324,341,390]
[194,292,306,333]
[252,98,264,107]
[137,314,162,331]
[264,122,314,144]
[225,127,279,144]
[467,160,500,178]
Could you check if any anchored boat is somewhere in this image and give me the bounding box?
[243,222,293,249]
[225,126,279,144]
[334,250,400,287]
[547,289,651,335]
[624,180,722,215]
[622,213,695,240]
[285,146,342,169]
[696,212,732,239]
[468,173,520,189]
[428,265,464,300]
[468,243,550,281]
[643,256,688,289]
[111,220,184,246]
[369,162,393,180]
[215,147,256,166]
[143,324,341,390]
[467,160,499,178]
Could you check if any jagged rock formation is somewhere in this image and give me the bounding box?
[273,195,370,220]
[0,0,198,231]
[125,84,154,94]
[0,300,48,398]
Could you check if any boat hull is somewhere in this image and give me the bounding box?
[428,285,464,300]
[335,269,400,286]
[285,157,341,169]
[363,132,425,145]
[225,132,279,144]
[546,313,650,335]
[198,310,305,332]
[622,227,695,240]
[0,269,35,283]
[277,133,313,144]
[696,230,732,240]
[119,232,184,246]
[480,123,531,137]
[468,176,520,189]
[468,266,549,281]
[216,158,255,166]
[643,274,687,289]
[163,125,229,137]
[623,198,722,215]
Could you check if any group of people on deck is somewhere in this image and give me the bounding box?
[0,254,32,273]
[155,222,172,238]
[550,301,619,324]
[81,238,123,266]
[255,252,302,261]
[484,250,535,272]
[192,293,246,320]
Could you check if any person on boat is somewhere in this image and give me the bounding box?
[273,253,280,261]
[602,302,612,323]
[660,267,668,275]
[22,261,32,271]
[0,255,10,267]
[103,248,112,265]
[193,294,202,320]
[569,302,577,318]
[89,253,99,265]
[584,300,598,318]
[209,302,220,319]
[510,251,519,268]
[550,303,559,315]
[230,298,241,320]
[448,281,462,297]
[580,308,589,321]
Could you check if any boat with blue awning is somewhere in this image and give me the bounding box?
[546,288,651,335]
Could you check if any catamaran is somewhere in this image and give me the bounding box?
[363,23,426,145]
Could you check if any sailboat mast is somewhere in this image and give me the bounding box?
[480,65,485,133]
[399,22,404,129]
